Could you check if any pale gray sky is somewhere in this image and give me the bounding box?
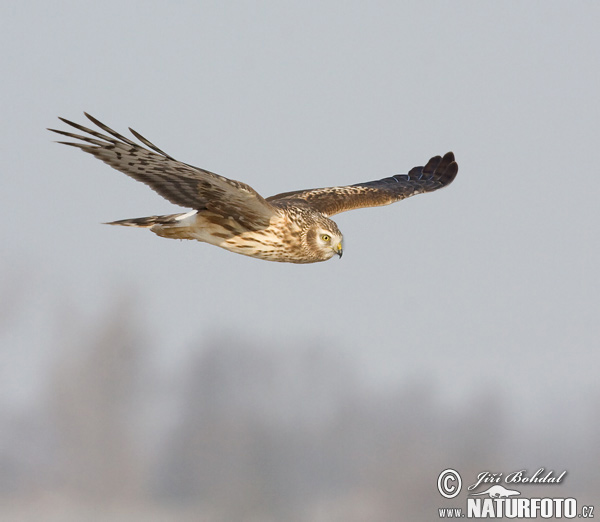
[2,1,599,438]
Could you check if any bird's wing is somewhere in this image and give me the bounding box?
[49,113,278,227]
[267,152,458,217]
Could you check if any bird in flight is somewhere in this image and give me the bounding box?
[50,114,458,263]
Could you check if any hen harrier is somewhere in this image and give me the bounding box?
[50,114,458,263]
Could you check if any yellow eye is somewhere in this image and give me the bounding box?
[321,234,331,242]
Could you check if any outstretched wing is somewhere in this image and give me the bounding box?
[267,152,458,216]
[49,113,278,227]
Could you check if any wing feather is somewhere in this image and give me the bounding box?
[49,114,278,227]
[267,152,458,216]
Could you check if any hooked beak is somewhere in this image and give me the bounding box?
[336,243,343,259]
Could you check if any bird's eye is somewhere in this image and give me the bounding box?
[321,234,331,242]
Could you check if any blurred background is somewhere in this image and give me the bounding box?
[1,1,599,520]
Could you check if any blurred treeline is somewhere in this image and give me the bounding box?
[1,299,598,521]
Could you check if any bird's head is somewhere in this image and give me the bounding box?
[306,217,344,261]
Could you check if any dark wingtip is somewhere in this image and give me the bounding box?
[443,160,458,186]
[432,152,457,187]
[443,151,455,163]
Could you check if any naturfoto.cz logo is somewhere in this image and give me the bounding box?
[436,468,594,519]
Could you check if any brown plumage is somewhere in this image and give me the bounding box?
[49,113,458,263]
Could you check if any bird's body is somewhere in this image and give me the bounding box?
[126,207,335,264]
[50,114,458,263]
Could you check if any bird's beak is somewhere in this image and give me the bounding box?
[336,243,343,259]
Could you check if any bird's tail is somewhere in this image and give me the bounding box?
[104,213,188,228]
